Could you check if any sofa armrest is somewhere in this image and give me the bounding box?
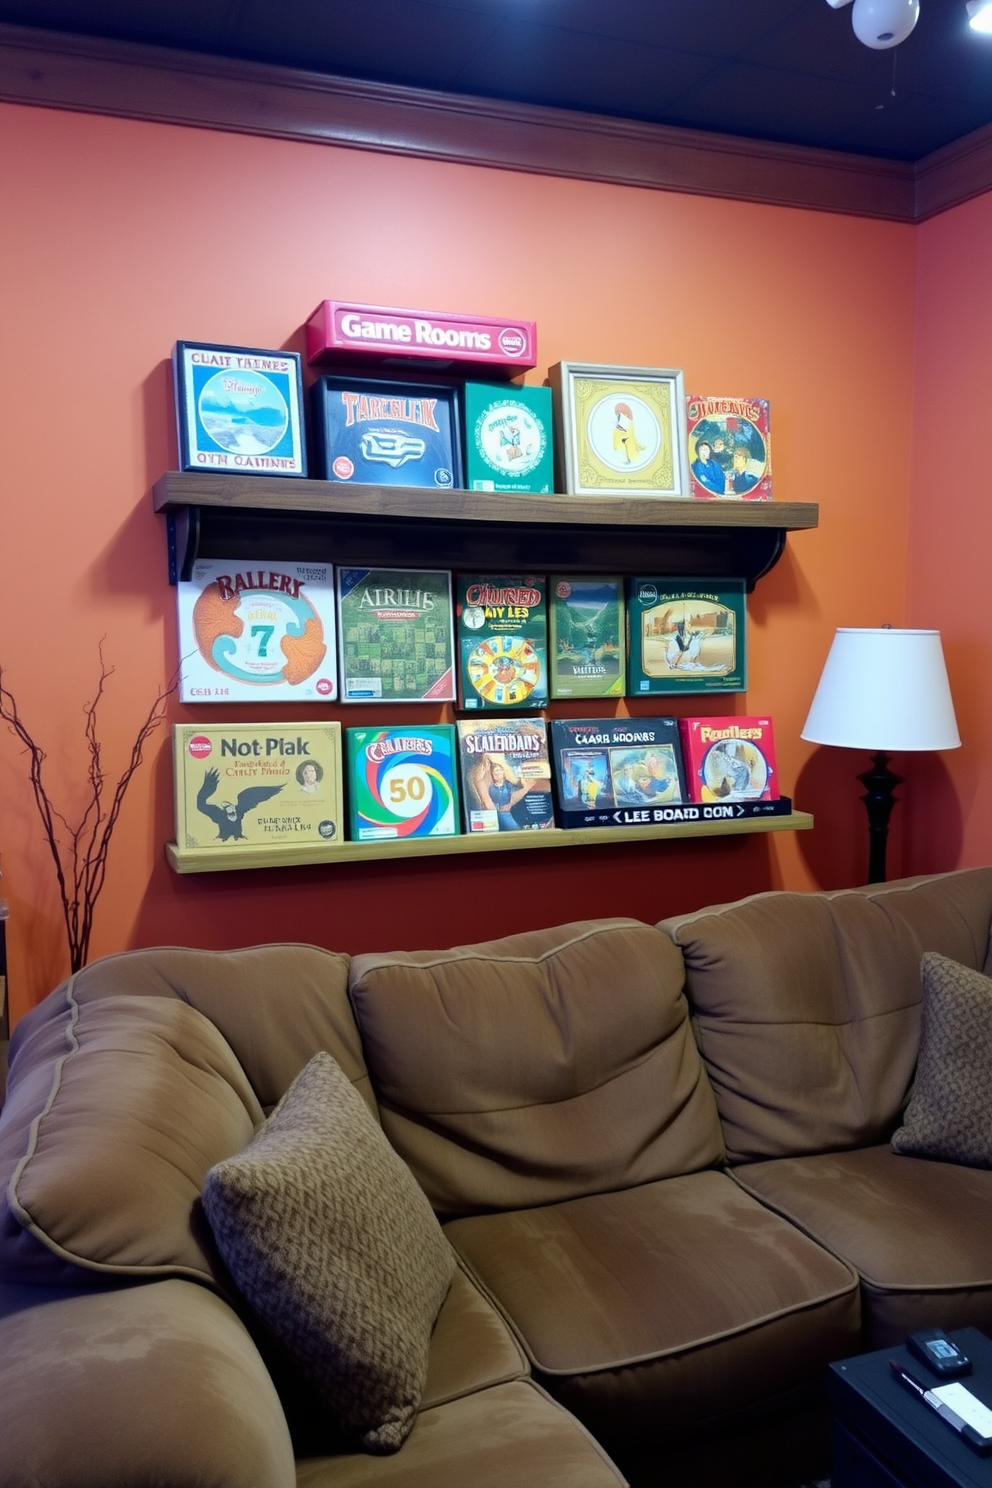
[0,1277,296,1488]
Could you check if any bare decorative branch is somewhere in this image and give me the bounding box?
[0,645,177,974]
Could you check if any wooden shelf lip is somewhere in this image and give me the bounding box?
[166,811,814,874]
[152,471,818,533]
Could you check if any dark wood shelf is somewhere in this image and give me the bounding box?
[153,472,818,590]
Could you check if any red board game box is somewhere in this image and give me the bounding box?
[685,395,771,501]
[305,301,537,376]
[679,716,779,802]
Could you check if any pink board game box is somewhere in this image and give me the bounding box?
[305,301,536,376]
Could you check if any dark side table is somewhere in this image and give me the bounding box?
[830,1327,992,1488]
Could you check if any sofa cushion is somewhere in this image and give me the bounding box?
[0,990,262,1286]
[8,942,365,1114]
[891,953,992,1167]
[733,1144,992,1347]
[660,867,992,1163]
[202,1052,456,1453]
[349,919,723,1217]
[295,1379,628,1488]
[445,1170,860,1441]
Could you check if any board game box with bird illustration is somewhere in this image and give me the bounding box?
[456,573,548,710]
[176,559,338,702]
[173,722,343,853]
[678,715,779,802]
[626,578,747,695]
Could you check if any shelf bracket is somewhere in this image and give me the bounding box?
[167,506,201,584]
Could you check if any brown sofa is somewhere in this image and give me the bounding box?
[1,866,991,1488]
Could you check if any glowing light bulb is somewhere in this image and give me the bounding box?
[851,0,920,47]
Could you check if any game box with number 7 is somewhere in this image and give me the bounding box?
[346,726,461,841]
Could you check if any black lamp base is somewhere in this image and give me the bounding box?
[858,751,903,884]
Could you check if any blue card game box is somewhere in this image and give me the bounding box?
[309,374,462,488]
[346,726,460,841]
[550,716,687,828]
[626,579,747,695]
[456,718,555,832]
[456,574,548,711]
[172,342,306,475]
[463,383,554,493]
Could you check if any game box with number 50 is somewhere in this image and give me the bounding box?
[345,726,461,841]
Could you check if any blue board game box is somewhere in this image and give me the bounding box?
[346,725,460,841]
[310,374,463,488]
[172,341,307,475]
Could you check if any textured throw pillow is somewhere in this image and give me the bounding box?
[891,952,992,1166]
[202,1051,455,1453]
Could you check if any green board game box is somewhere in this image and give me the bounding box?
[456,574,548,711]
[626,578,747,695]
[346,726,460,841]
[337,567,455,703]
[463,383,554,494]
[549,576,625,699]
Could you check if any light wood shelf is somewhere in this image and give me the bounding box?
[166,810,813,874]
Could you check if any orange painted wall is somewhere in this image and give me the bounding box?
[0,101,918,1018]
[906,190,992,872]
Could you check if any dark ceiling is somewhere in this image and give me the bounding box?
[1,0,990,163]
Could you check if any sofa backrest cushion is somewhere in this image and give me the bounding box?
[660,868,992,1164]
[10,943,365,1113]
[349,918,724,1217]
[0,990,262,1286]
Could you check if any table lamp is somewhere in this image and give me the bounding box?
[801,627,960,883]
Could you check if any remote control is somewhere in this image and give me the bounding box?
[907,1328,972,1378]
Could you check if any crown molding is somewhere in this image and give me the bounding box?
[0,22,985,224]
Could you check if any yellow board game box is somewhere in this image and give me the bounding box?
[174,722,343,853]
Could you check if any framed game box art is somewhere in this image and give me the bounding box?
[310,374,462,488]
[172,342,307,476]
[548,362,689,498]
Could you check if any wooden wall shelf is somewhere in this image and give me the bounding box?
[166,809,814,874]
[152,472,818,591]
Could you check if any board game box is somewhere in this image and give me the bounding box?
[172,342,306,476]
[549,576,625,699]
[463,382,554,493]
[679,715,779,801]
[626,579,747,695]
[456,574,548,711]
[176,559,337,703]
[686,395,771,501]
[346,726,460,841]
[337,567,455,703]
[550,716,687,828]
[174,722,343,853]
[456,718,554,832]
[309,373,462,488]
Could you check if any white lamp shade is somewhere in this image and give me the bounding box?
[801,628,960,752]
[851,0,919,48]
